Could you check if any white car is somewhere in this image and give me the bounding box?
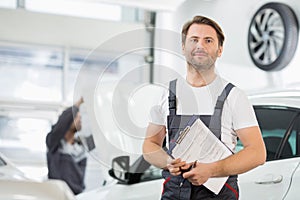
[238,91,300,199]
[0,179,77,200]
[76,156,164,200]
[0,152,27,181]
[0,151,76,200]
[77,90,300,200]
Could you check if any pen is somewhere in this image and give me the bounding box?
[179,160,197,187]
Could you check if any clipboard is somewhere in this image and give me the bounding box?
[167,115,198,158]
[85,134,96,152]
[169,115,232,195]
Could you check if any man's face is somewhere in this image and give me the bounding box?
[182,23,223,72]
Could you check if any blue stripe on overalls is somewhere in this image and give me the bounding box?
[161,79,239,200]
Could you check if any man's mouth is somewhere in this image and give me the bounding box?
[193,51,207,56]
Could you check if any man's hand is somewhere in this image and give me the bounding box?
[167,158,186,176]
[182,162,212,185]
[75,97,84,108]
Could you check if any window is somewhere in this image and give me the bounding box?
[0,43,63,102]
[25,0,144,22]
[237,106,300,161]
[0,42,146,104]
[65,48,119,102]
[0,0,16,9]
[0,111,55,180]
[0,116,52,157]
[26,0,121,21]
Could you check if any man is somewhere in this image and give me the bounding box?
[46,97,87,195]
[143,16,266,199]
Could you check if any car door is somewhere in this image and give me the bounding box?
[238,106,300,200]
[281,113,300,200]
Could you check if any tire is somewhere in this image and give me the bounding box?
[248,3,299,71]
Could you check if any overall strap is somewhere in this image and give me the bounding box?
[209,83,235,139]
[168,79,177,116]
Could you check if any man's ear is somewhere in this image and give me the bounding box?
[217,45,223,57]
[182,43,185,55]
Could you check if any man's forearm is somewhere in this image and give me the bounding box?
[143,142,170,169]
[210,127,266,177]
[210,145,266,177]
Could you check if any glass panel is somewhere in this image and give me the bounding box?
[26,0,122,21]
[0,113,53,180]
[0,116,52,156]
[237,107,298,161]
[288,130,296,155]
[0,43,63,102]
[66,49,120,103]
[0,0,16,9]
[67,48,146,102]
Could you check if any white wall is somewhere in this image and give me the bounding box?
[154,0,300,93]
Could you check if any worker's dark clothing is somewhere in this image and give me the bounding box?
[161,80,238,200]
[46,106,87,195]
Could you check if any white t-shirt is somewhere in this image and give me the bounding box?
[149,75,258,152]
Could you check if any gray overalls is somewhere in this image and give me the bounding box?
[161,79,239,200]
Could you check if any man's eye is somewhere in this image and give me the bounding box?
[206,39,213,43]
[190,38,197,43]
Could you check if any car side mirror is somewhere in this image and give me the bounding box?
[108,156,130,183]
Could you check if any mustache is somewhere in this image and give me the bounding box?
[192,50,207,55]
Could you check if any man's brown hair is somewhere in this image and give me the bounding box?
[181,15,225,47]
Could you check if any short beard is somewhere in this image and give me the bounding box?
[188,60,214,72]
[188,50,219,72]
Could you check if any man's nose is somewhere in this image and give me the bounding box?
[195,40,204,49]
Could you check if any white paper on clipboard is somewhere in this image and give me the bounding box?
[171,118,232,194]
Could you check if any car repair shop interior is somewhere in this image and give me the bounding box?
[0,0,300,199]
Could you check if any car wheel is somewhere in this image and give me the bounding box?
[248,3,299,71]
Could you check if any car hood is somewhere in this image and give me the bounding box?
[0,179,76,200]
[77,179,163,200]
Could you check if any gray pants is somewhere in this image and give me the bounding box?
[161,170,239,200]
